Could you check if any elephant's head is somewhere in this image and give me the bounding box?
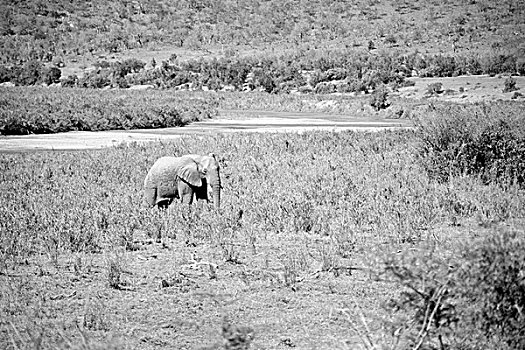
[185,153,221,208]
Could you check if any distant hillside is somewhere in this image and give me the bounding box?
[1,0,524,66]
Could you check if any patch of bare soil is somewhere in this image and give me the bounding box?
[0,116,411,152]
[1,229,393,349]
[397,75,525,103]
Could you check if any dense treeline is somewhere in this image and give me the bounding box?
[1,48,522,94]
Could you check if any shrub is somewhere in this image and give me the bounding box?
[51,56,64,67]
[517,58,525,75]
[457,226,525,349]
[94,60,111,69]
[61,74,78,87]
[428,55,457,77]
[78,69,111,88]
[252,68,276,93]
[425,82,443,96]
[502,76,518,93]
[415,102,525,186]
[382,224,525,349]
[0,65,15,83]
[42,66,61,85]
[112,58,146,78]
[370,85,390,111]
[511,91,523,99]
[314,81,337,94]
[14,60,44,86]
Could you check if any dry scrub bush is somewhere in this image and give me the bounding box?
[415,102,525,187]
[370,85,390,111]
[502,76,518,93]
[381,224,525,350]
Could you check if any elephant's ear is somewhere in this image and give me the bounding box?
[178,162,202,187]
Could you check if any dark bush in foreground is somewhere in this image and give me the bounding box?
[0,87,219,135]
[415,102,525,186]
[383,224,525,349]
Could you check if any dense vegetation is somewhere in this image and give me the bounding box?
[1,102,524,349]
[383,225,525,349]
[0,86,417,135]
[1,0,523,61]
[0,0,523,92]
[1,44,522,93]
[416,101,525,186]
[0,87,218,135]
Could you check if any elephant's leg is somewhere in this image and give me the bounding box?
[194,178,210,203]
[144,187,157,208]
[178,181,194,205]
[157,199,172,210]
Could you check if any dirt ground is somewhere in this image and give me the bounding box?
[398,75,525,103]
[0,112,411,152]
[4,232,393,349]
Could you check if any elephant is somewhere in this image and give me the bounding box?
[143,153,221,209]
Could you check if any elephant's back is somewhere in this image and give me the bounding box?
[145,157,178,183]
[143,156,182,205]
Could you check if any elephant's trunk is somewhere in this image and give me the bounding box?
[209,167,221,208]
[212,184,221,208]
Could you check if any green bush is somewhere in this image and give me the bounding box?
[383,224,525,349]
[415,102,525,186]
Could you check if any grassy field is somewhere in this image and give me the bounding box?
[1,0,525,348]
[1,101,524,349]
